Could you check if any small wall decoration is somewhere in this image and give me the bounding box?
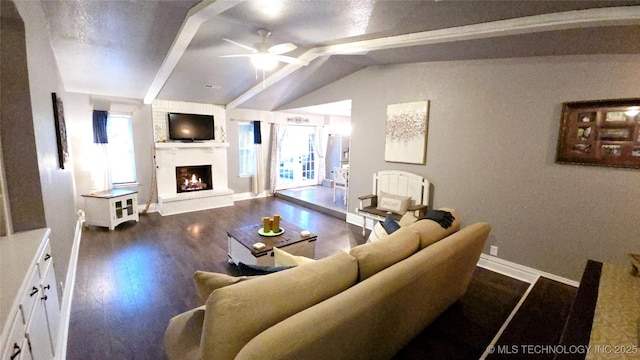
[556,98,640,169]
[51,92,69,169]
[385,100,429,164]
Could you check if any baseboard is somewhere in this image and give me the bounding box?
[55,215,84,359]
[478,254,579,287]
[346,212,367,228]
[138,202,159,214]
[347,211,578,287]
[234,190,272,202]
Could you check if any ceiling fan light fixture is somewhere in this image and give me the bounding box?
[251,54,278,71]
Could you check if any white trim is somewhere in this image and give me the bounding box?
[55,215,84,359]
[478,278,539,360]
[347,211,580,287]
[226,6,640,109]
[143,0,242,104]
[346,211,365,227]
[233,190,272,202]
[477,254,579,287]
[138,202,159,214]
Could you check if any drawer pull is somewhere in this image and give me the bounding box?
[44,253,51,261]
[10,343,21,360]
[29,286,39,296]
[41,295,48,301]
[43,284,50,291]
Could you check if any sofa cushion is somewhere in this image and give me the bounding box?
[408,207,461,249]
[398,211,418,227]
[350,227,421,281]
[193,271,256,304]
[199,251,358,360]
[273,247,316,267]
[377,191,411,214]
[164,306,206,360]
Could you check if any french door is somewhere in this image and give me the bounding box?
[276,125,318,189]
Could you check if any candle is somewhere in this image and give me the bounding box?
[272,214,281,231]
[263,217,272,232]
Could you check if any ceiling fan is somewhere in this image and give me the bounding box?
[220,29,310,71]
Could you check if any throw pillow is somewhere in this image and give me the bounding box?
[381,214,400,234]
[376,191,411,214]
[367,221,389,243]
[273,247,316,267]
[193,271,255,303]
[398,211,418,227]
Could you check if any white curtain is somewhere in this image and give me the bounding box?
[91,143,112,192]
[313,126,327,185]
[252,142,264,195]
[269,124,288,193]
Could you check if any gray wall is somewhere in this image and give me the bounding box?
[0,1,46,233]
[281,55,640,280]
[6,1,78,287]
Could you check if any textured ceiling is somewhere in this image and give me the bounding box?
[39,0,640,111]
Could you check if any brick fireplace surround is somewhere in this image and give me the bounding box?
[155,142,233,215]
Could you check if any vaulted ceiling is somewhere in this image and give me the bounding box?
[40,0,640,112]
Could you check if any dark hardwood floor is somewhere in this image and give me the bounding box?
[66,197,571,360]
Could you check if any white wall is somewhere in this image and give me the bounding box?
[65,94,154,210]
[281,55,640,280]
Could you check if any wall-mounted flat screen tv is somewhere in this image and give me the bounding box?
[168,112,215,141]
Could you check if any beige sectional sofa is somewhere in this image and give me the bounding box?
[164,209,491,360]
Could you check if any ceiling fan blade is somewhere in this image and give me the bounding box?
[268,42,297,55]
[277,55,310,66]
[219,54,253,58]
[223,38,257,53]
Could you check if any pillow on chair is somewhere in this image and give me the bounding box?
[377,191,411,214]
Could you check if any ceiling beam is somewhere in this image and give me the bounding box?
[143,0,242,104]
[226,6,640,109]
[312,6,640,56]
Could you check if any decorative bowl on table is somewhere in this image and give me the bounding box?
[258,228,285,236]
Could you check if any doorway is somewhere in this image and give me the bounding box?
[276,125,318,190]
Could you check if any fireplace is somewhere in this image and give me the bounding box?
[155,142,233,215]
[176,165,212,193]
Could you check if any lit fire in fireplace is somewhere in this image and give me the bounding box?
[176,165,212,193]
[181,174,206,192]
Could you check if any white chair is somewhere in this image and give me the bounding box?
[333,167,348,206]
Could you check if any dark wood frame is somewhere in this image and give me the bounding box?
[556,98,640,169]
[51,92,69,169]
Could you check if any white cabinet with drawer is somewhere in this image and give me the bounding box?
[1,229,60,360]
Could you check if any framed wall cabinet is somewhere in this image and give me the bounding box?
[556,98,640,169]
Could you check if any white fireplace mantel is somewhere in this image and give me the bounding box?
[154,141,230,149]
[155,141,233,215]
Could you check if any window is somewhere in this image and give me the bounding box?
[238,122,255,176]
[106,114,137,184]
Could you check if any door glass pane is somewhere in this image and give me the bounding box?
[277,126,317,189]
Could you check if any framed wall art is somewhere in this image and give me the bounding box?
[51,92,69,169]
[556,98,640,169]
[384,100,429,164]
